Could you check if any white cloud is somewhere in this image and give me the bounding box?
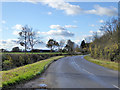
[38,29,74,37]
[89,30,104,37]
[17,0,118,16]
[18,0,82,15]
[12,24,23,30]
[74,39,82,45]
[82,35,93,43]
[89,30,103,34]
[99,19,104,23]
[2,20,6,24]
[0,39,23,50]
[47,24,75,37]
[50,24,77,30]
[42,0,83,15]
[13,30,20,35]
[83,29,105,43]
[64,25,77,28]
[89,30,94,34]
[48,12,52,15]
[12,24,23,35]
[18,0,37,4]
[85,5,117,16]
[49,25,65,30]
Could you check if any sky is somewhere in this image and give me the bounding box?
[0,0,118,50]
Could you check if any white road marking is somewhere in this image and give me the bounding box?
[72,58,94,76]
[112,84,120,89]
[83,69,94,75]
[70,56,118,88]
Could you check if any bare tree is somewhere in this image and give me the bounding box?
[100,18,118,35]
[93,32,99,40]
[18,25,30,52]
[28,30,42,51]
[18,25,41,52]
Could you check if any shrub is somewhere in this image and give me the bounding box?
[2,53,65,70]
[3,60,12,70]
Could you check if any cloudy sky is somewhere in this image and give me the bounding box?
[0,0,118,50]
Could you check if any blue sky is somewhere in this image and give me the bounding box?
[1,1,118,50]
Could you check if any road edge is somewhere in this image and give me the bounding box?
[84,55,119,71]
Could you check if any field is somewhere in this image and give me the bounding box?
[84,55,118,71]
[1,56,64,88]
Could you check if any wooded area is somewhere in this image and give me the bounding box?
[89,18,120,62]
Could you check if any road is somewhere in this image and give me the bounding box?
[16,55,119,88]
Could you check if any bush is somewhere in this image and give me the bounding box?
[3,60,12,70]
[89,27,119,62]
[2,53,65,70]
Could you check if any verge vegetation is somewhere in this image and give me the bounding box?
[1,56,64,88]
[2,53,67,70]
[89,18,120,62]
[84,55,118,71]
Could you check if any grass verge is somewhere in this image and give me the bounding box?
[1,56,64,88]
[84,55,118,71]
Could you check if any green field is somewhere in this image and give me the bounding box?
[1,56,64,87]
[84,55,118,71]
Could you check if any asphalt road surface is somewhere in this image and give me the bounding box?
[17,55,119,88]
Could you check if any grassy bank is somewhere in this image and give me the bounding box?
[1,56,64,88]
[84,55,118,71]
[2,53,67,70]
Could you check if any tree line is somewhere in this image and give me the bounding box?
[2,17,119,61]
[88,18,120,62]
[1,25,86,54]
